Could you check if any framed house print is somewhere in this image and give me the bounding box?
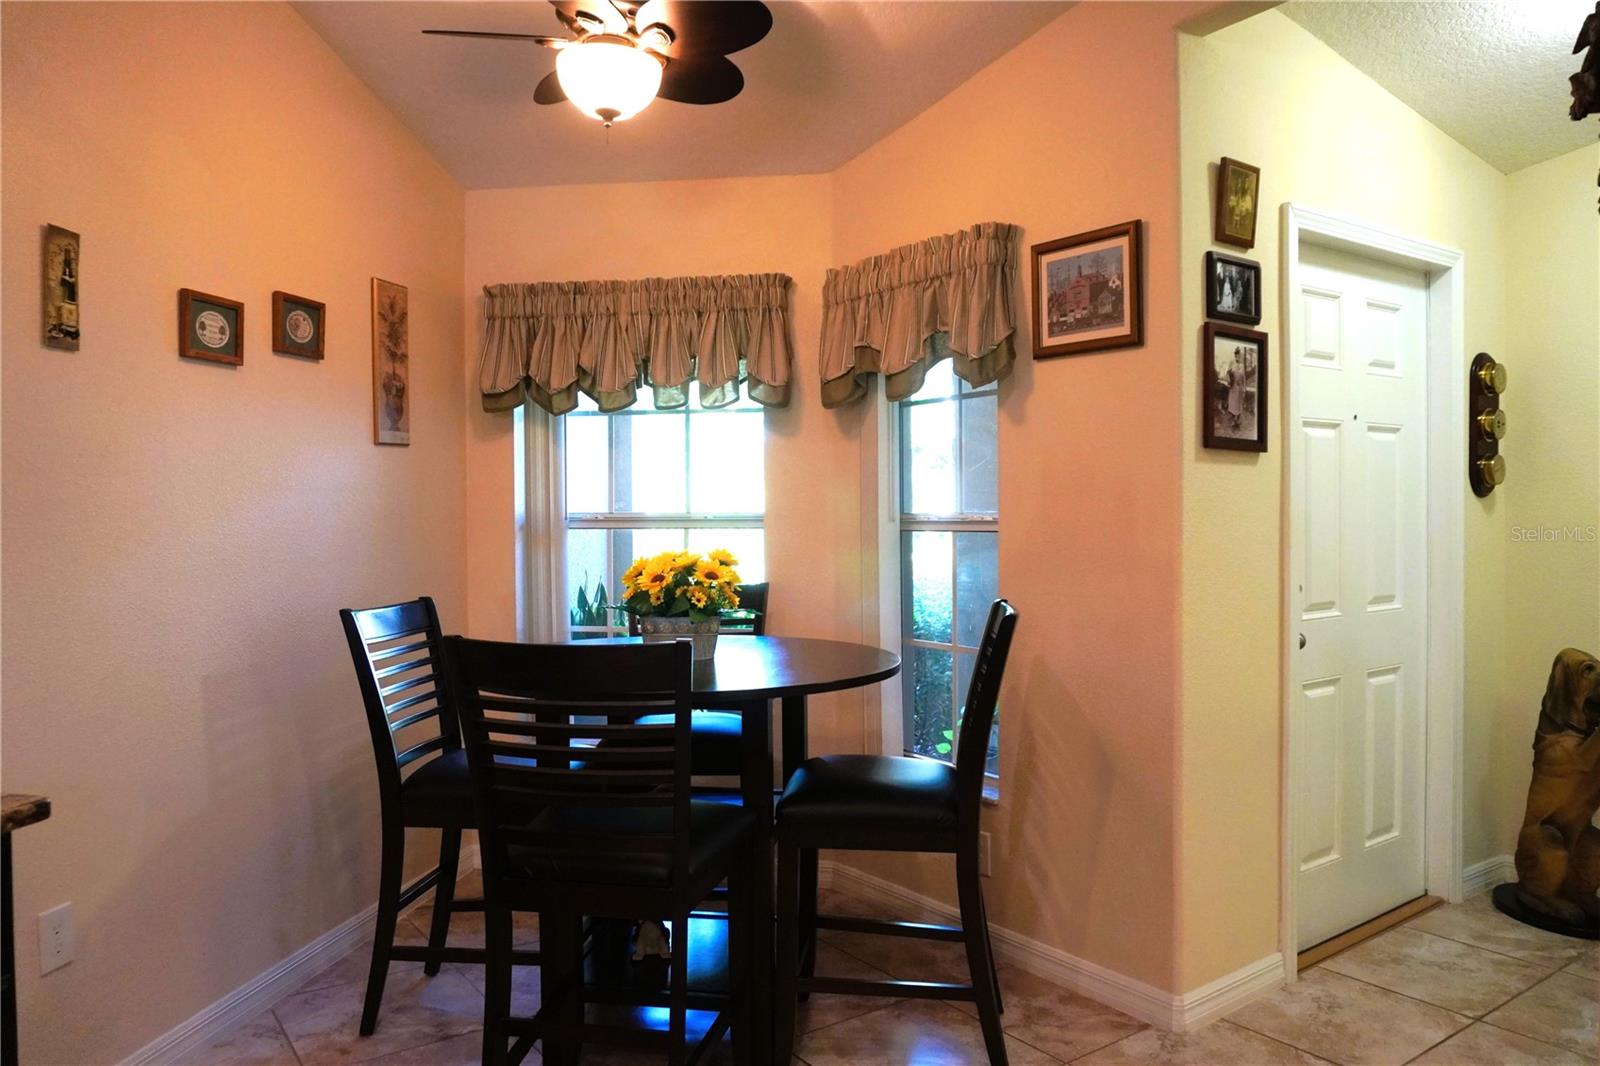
[178,288,243,365]
[271,291,326,360]
[371,277,409,445]
[1205,251,1262,325]
[1031,219,1143,359]
[1202,322,1268,452]
[1214,157,1261,249]
[42,224,81,351]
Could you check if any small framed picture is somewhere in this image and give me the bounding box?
[1031,219,1143,359]
[178,289,243,365]
[1205,251,1262,325]
[1203,322,1268,452]
[1214,157,1261,250]
[372,277,409,446]
[42,224,81,351]
[272,291,326,360]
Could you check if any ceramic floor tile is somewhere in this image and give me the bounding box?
[175,1010,300,1066]
[1408,1021,1591,1065]
[302,919,479,995]
[401,902,541,950]
[1073,1020,1330,1066]
[1405,894,1588,969]
[794,998,1061,1066]
[1226,968,1467,1066]
[1320,926,1552,1016]
[1561,947,1599,981]
[796,941,906,1034]
[947,966,1147,1062]
[1483,972,1599,1058]
[363,1030,499,1065]
[822,927,972,985]
[273,966,485,1065]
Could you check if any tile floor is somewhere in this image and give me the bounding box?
[181,875,1597,1065]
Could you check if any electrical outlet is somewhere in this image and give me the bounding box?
[978,831,992,877]
[38,903,73,974]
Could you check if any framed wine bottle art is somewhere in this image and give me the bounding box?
[41,224,80,352]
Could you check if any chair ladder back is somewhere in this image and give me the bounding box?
[723,581,769,636]
[444,637,697,884]
[340,597,457,797]
[953,599,1017,810]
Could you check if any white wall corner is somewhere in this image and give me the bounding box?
[823,861,1284,1032]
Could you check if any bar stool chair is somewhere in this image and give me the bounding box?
[444,636,757,1066]
[773,599,1018,1065]
[631,582,768,777]
[339,597,539,1036]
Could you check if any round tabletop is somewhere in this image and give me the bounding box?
[583,635,900,701]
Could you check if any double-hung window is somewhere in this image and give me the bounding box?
[563,392,765,638]
[898,361,1000,776]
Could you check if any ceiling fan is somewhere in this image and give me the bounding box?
[424,0,772,127]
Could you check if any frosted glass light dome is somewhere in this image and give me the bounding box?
[556,38,664,125]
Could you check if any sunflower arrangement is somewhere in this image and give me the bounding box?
[619,547,743,623]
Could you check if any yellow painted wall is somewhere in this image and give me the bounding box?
[1,4,467,1060]
[1177,11,1597,988]
[1501,145,1600,838]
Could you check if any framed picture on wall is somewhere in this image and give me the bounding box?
[178,288,244,365]
[1205,251,1262,325]
[42,224,81,351]
[1202,322,1268,452]
[371,277,409,446]
[271,291,326,360]
[1213,157,1261,249]
[1030,219,1144,359]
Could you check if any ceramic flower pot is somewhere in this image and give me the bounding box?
[636,614,721,660]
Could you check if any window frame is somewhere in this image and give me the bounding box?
[562,399,765,640]
[895,373,1000,784]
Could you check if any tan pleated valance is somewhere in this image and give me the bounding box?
[819,222,1020,408]
[478,273,794,414]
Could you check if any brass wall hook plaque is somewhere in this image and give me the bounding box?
[1469,353,1507,497]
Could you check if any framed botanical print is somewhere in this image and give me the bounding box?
[1203,322,1268,452]
[178,288,243,365]
[271,291,326,360]
[42,224,81,351]
[1205,251,1262,325]
[371,277,409,445]
[1213,157,1261,250]
[1031,219,1144,359]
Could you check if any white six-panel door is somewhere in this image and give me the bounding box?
[1292,243,1429,949]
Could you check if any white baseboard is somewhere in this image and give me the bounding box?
[119,902,377,1066]
[821,861,1284,1032]
[1462,853,1515,898]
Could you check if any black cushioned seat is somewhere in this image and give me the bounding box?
[776,754,958,837]
[401,749,537,826]
[635,710,744,775]
[509,800,755,886]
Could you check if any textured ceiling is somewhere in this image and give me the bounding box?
[1284,0,1597,174]
[293,1,1069,189]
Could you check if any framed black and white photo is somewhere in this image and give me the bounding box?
[1213,157,1260,249]
[1031,220,1143,359]
[272,291,325,360]
[178,288,243,366]
[1202,322,1268,452]
[1205,251,1261,325]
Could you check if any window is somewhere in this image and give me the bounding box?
[899,360,999,776]
[564,392,765,638]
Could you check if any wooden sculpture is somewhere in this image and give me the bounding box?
[1573,2,1599,121]
[1494,648,1600,938]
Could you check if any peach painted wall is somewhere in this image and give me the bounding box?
[462,175,879,758]
[1,4,466,1061]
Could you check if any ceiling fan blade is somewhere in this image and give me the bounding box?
[533,70,568,105]
[658,54,744,105]
[422,29,566,45]
[635,1,770,57]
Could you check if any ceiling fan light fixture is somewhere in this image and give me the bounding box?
[555,36,663,125]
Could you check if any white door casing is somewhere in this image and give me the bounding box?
[1291,243,1429,948]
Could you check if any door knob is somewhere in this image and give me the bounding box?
[1298,633,1307,650]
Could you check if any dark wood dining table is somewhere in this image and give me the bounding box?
[574,634,901,1064]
